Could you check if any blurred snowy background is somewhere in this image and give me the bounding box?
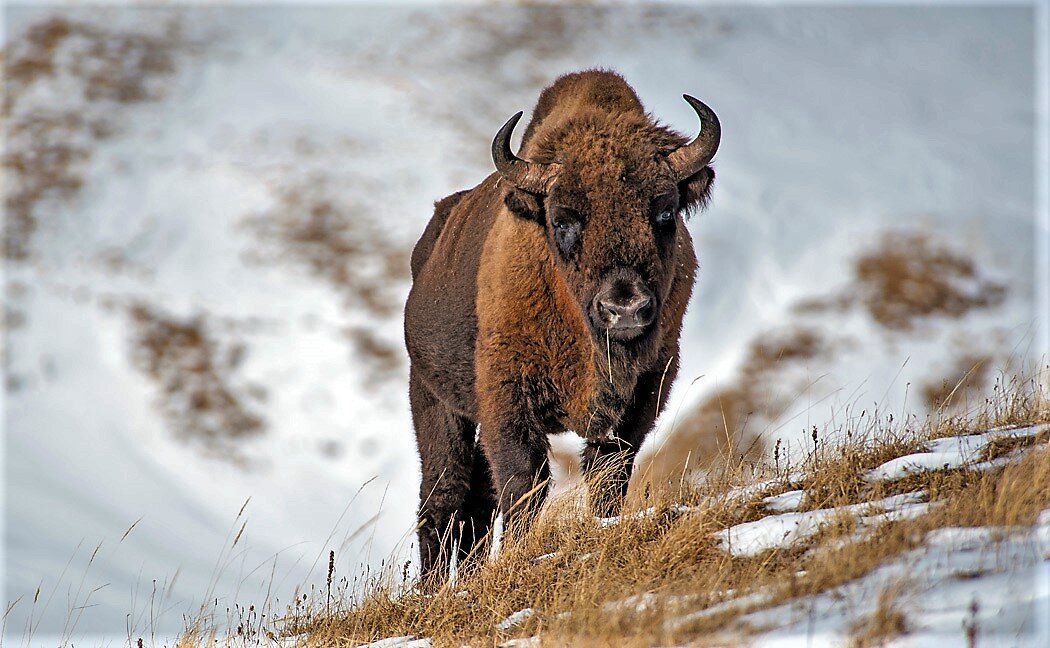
[1,1,1043,640]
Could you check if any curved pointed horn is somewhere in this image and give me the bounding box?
[491,111,560,194]
[667,95,721,181]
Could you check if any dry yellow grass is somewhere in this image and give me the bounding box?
[236,376,1048,648]
[164,376,1048,647]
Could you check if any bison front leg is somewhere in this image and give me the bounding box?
[477,377,558,533]
[582,436,639,519]
[582,369,671,518]
[480,427,551,526]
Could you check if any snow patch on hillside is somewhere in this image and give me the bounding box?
[865,423,1048,482]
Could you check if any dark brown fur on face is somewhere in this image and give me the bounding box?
[404,70,717,580]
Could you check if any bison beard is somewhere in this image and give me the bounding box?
[404,70,720,581]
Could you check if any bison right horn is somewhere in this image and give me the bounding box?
[667,95,721,181]
[491,111,561,195]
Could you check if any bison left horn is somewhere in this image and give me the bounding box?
[667,95,721,181]
[491,111,561,195]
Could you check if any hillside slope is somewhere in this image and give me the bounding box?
[302,396,1049,647]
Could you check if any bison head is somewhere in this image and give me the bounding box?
[493,96,719,347]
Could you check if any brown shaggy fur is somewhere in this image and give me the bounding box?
[404,70,716,579]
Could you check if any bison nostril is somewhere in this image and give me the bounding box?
[596,293,655,328]
[633,295,655,323]
[596,299,621,323]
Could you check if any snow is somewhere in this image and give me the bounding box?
[762,489,805,513]
[2,3,1040,642]
[596,507,658,528]
[602,590,690,616]
[665,589,776,633]
[744,518,1050,647]
[688,478,800,511]
[719,479,786,504]
[864,423,1048,482]
[867,452,974,482]
[357,637,431,648]
[650,504,1050,645]
[596,503,707,527]
[495,607,535,632]
[498,637,540,648]
[715,492,928,558]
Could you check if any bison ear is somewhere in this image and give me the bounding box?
[678,166,715,218]
[504,189,546,225]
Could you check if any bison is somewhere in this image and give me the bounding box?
[404,70,720,578]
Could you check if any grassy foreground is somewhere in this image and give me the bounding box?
[186,376,1050,647]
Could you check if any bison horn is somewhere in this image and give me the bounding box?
[491,111,560,194]
[667,95,721,181]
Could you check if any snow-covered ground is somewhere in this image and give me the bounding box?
[742,520,1050,647]
[1,2,1042,642]
[728,433,1050,647]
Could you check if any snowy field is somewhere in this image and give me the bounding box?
[1,2,1043,642]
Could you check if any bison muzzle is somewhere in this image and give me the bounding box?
[404,70,720,580]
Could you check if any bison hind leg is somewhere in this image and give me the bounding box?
[411,371,495,583]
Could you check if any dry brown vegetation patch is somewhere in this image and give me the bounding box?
[242,182,410,386]
[128,303,266,462]
[244,185,407,318]
[928,376,1050,439]
[2,15,183,261]
[920,353,996,412]
[849,581,910,647]
[853,232,1006,331]
[640,327,828,486]
[797,231,1007,332]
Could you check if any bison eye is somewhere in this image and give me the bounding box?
[654,207,675,226]
[551,218,581,256]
